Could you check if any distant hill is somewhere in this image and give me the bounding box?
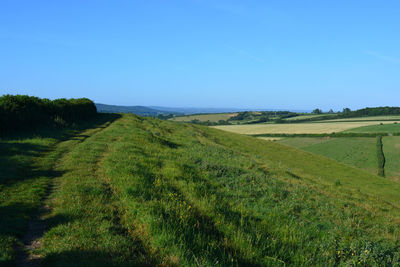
[95,103,182,116]
[97,104,310,116]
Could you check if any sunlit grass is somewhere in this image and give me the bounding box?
[3,114,400,265]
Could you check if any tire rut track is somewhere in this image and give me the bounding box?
[15,120,115,267]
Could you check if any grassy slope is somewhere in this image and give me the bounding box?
[170,113,235,122]
[344,123,400,133]
[38,115,400,265]
[277,138,379,176]
[383,136,400,181]
[3,114,400,265]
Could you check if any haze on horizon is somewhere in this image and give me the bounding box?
[1,0,399,111]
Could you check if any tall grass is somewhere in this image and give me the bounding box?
[34,114,400,266]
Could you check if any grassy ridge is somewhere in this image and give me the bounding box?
[28,115,400,265]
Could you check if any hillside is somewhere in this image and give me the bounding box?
[95,103,182,116]
[2,114,400,265]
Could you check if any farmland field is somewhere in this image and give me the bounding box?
[170,113,236,122]
[213,121,400,135]
[278,137,379,175]
[383,136,400,181]
[344,123,400,133]
[3,113,400,265]
[275,137,331,148]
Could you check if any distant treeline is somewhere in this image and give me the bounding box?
[229,111,297,123]
[189,119,232,126]
[0,95,97,134]
[346,107,400,117]
[287,107,400,123]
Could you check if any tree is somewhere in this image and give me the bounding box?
[328,109,334,114]
[342,108,351,114]
[312,108,322,114]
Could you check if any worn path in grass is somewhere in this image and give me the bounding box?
[14,119,116,266]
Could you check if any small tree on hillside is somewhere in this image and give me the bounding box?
[312,108,322,114]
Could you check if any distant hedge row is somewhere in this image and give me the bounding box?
[0,95,97,134]
[251,132,400,138]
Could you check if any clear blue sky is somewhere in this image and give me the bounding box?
[1,0,399,110]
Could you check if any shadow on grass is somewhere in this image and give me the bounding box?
[0,113,121,186]
[0,113,121,265]
[41,249,155,267]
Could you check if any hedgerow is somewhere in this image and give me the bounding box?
[0,94,97,135]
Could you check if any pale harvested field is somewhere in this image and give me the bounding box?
[212,121,400,135]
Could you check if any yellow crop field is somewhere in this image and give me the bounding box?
[170,113,236,122]
[212,121,400,135]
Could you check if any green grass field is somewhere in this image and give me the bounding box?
[278,137,379,175]
[344,123,400,134]
[275,137,332,148]
[383,136,400,181]
[170,113,236,122]
[2,114,400,265]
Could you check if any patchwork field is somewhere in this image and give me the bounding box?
[213,121,400,135]
[3,114,400,265]
[278,137,379,175]
[170,113,236,122]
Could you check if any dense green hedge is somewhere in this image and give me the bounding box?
[376,136,386,177]
[0,95,97,134]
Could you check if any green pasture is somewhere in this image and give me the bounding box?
[383,136,400,181]
[278,137,379,175]
[344,122,400,134]
[2,114,400,265]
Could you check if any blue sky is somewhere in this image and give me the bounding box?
[1,0,399,110]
